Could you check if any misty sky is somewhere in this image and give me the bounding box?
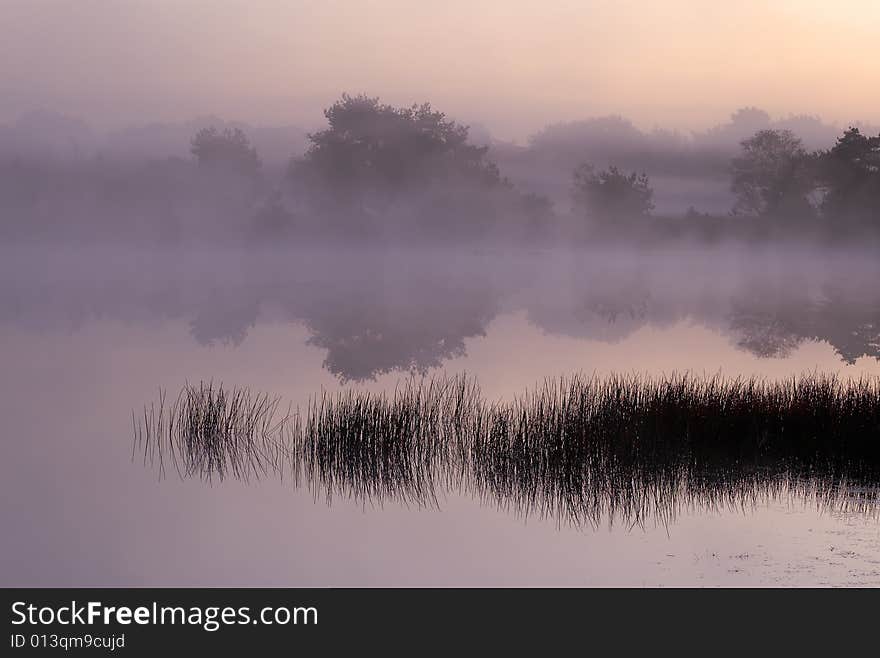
[2,0,879,140]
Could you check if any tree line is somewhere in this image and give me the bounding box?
[190,94,880,241]
[3,94,879,243]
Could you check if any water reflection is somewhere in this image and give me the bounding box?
[135,374,880,528]
[4,245,880,586]
[300,277,498,380]
[2,245,879,381]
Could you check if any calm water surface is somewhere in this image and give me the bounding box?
[2,245,879,586]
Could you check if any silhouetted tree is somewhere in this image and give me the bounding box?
[572,165,654,221]
[299,94,501,193]
[191,126,261,178]
[730,129,815,218]
[818,127,880,228]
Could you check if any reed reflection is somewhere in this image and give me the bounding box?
[135,374,880,528]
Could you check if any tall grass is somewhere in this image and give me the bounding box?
[134,373,880,526]
[133,381,295,483]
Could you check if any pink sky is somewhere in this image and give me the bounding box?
[2,1,878,139]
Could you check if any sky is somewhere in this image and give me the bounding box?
[2,0,879,140]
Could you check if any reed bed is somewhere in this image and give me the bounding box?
[134,373,880,526]
[133,381,295,483]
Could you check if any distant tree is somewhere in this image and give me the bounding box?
[527,115,725,178]
[529,116,644,163]
[191,126,261,178]
[572,165,654,221]
[730,129,815,218]
[299,93,501,193]
[728,107,772,131]
[818,127,880,226]
[775,114,839,150]
[697,107,773,151]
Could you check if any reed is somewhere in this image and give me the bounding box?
[133,381,295,483]
[134,372,880,526]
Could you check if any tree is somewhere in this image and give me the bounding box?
[728,107,772,132]
[529,116,644,163]
[191,126,261,178]
[730,129,815,218]
[299,93,501,193]
[698,107,772,149]
[818,127,880,227]
[572,165,654,221]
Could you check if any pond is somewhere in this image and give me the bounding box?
[2,243,879,586]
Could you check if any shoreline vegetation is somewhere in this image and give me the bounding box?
[134,373,880,527]
[4,96,879,246]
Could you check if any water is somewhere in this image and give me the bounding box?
[2,244,879,586]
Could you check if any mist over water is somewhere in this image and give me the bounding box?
[3,243,878,380]
[3,236,880,586]
[3,11,880,584]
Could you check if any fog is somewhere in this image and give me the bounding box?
[3,93,880,246]
[4,1,880,589]
[3,7,879,380]
[2,243,878,382]
[5,0,880,242]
